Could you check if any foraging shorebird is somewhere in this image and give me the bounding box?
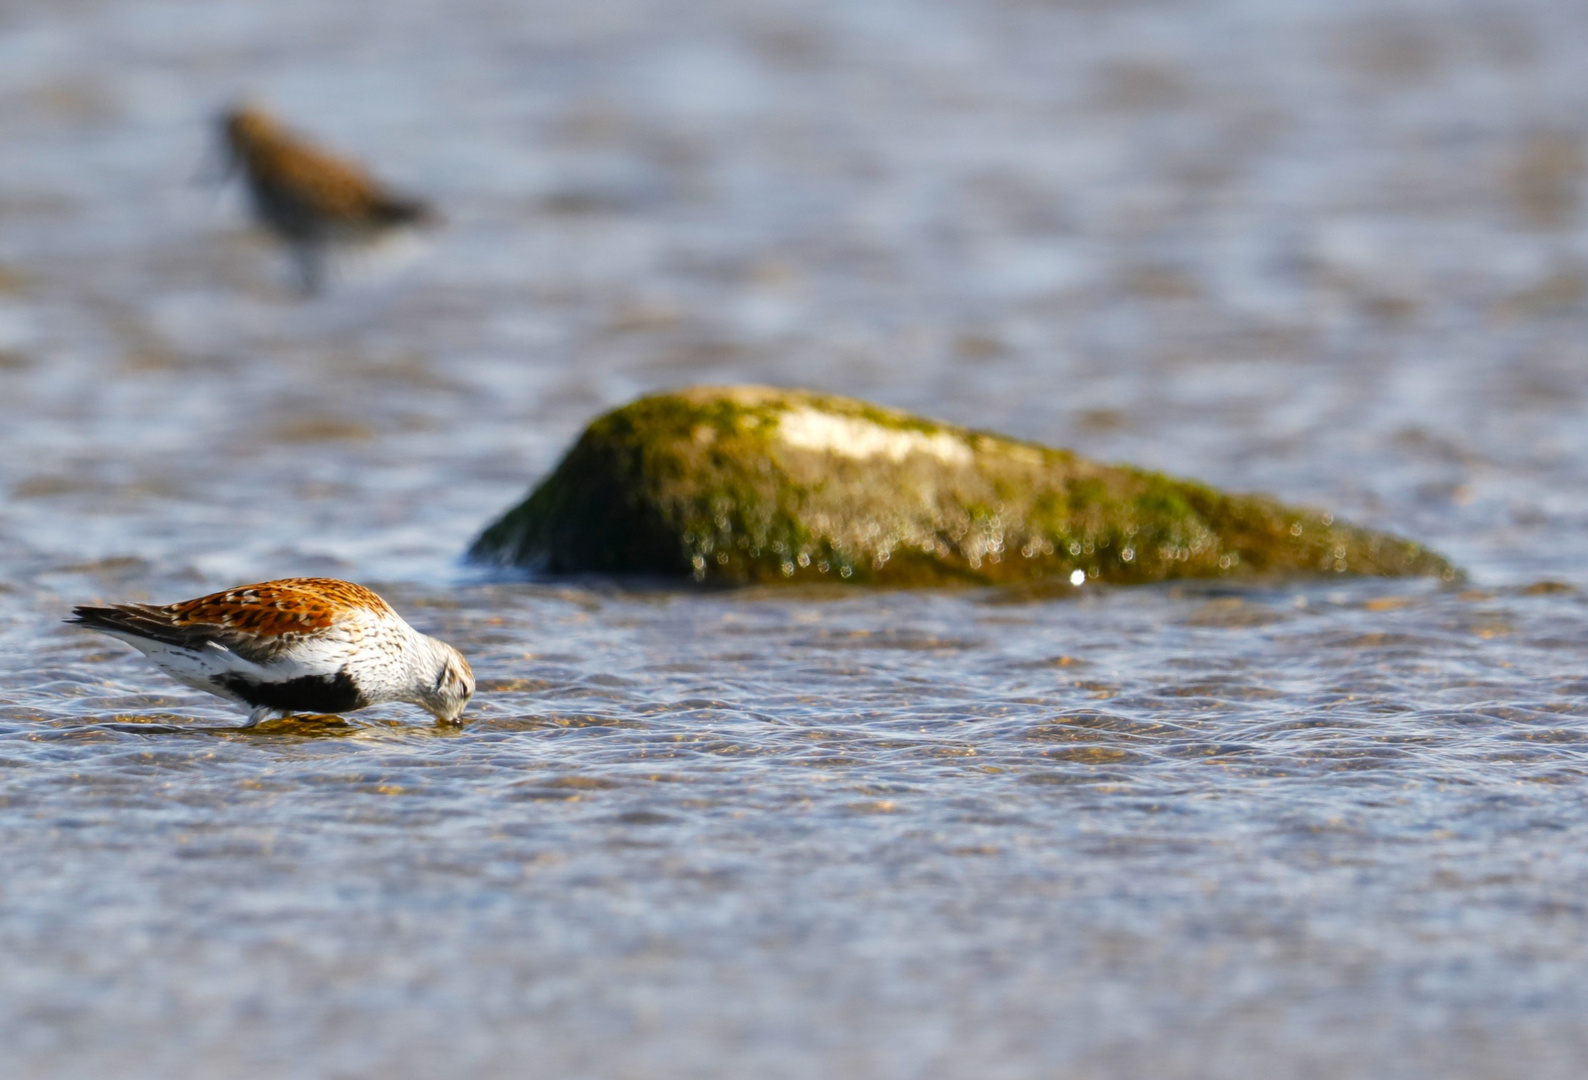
[70,578,474,726]
[219,104,436,294]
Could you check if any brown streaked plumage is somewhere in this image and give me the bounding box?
[220,104,435,294]
[165,577,392,637]
[70,577,474,726]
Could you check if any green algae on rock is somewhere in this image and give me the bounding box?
[468,386,1455,587]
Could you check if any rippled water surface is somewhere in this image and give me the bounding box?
[6,0,1588,1075]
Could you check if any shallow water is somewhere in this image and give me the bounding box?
[5,0,1588,1075]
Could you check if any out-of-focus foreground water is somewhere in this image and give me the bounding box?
[4,0,1588,1075]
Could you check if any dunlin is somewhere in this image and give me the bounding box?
[220,104,436,294]
[71,578,474,726]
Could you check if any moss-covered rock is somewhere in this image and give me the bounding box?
[468,386,1455,587]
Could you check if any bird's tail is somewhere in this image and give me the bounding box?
[68,604,193,649]
[371,195,438,227]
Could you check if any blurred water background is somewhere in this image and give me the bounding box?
[5,0,1588,1075]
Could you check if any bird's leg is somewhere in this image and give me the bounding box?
[244,705,279,728]
[291,243,326,296]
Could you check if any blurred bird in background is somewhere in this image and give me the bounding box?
[218,103,437,295]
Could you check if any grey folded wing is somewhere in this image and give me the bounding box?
[68,604,296,664]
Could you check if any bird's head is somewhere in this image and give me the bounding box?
[417,640,475,724]
[220,103,284,157]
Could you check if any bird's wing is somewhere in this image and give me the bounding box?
[70,579,386,666]
[71,602,300,664]
[259,141,397,221]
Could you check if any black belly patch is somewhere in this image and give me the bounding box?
[215,670,369,714]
